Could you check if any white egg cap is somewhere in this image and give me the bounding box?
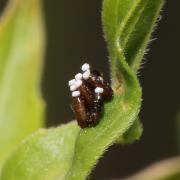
[95,87,104,94]
[68,79,76,86]
[72,91,80,97]
[82,70,90,80]
[81,63,90,72]
[75,73,83,80]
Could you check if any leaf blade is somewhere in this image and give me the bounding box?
[0,0,45,167]
[102,0,164,75]
[0,122,80,180]
[124,0,164,71]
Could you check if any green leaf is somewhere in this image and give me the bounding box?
[0,0,164,179]
[116,118,143,144]
[0,0,45,167]
[102,0,163,144]
[102,0,164,77]
[0,122,80,180]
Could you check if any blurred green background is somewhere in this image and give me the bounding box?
[0,0,180,179]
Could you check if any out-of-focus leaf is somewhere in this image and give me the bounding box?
[126,157,180,180]
[0,0,45,167]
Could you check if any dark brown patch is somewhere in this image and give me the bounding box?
[71,67,113,128]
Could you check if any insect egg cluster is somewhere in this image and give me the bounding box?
[68,63,113,128]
